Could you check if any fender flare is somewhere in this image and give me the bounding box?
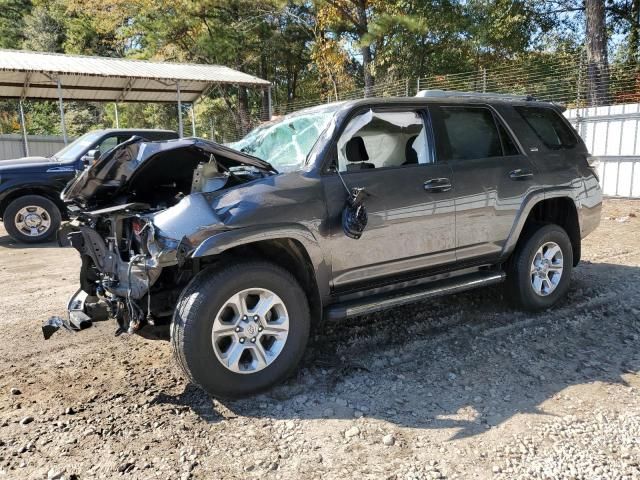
[500,187,579,259]
[190,223,331,301]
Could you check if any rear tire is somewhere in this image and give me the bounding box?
[4,195,61,243]
[505,224,573,311]
[171,260,310,399]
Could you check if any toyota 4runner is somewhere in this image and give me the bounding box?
[50,91,602,398]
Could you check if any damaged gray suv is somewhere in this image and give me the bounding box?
[52,91,602,398]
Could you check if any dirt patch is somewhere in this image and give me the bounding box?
[0,199,639,479]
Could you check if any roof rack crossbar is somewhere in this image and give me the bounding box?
[416,89,536,102]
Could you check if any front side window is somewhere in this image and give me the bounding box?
[515,106,577,149]
[433,106,503,161]
[336,110,432,173]
[54,131,105,162]
[97,136,119,156]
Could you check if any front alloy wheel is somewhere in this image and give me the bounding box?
[212,288,290,374]
[172,261,310,398]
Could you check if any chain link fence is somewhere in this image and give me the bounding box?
[200,53,635,139]
[267,54,640,120]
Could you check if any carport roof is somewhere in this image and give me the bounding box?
[0,49,271,103]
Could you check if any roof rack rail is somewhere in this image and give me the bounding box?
[416,89,536,102]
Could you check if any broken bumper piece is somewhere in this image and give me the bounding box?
[42,289,108,339]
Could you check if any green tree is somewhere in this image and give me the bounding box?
[22,1,66,52]
[0,0,31,48]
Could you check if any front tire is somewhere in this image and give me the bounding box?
[505,224,573,311]
[4,195,61,243]
[171,260,310,399]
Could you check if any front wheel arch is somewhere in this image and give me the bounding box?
[0,187,67,221]
[192,235,326,327]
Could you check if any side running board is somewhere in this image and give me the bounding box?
[325,270,505,321]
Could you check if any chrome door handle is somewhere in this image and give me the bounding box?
[509,169,533,180]
[424,178,452,192]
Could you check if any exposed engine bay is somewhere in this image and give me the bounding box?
[48,137,277,337]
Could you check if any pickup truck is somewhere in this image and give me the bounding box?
[0,128,178,243]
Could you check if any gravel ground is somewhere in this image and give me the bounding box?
[0,199,639,480]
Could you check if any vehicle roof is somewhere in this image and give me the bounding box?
[336,96,559,112]
[277,95,562,123]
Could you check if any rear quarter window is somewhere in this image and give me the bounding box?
[515,106,577,150]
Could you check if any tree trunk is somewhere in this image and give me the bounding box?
[585,0,610,106]
[355,0,374,96]
[629,0,640,69]
[291,70,298,104]
[286,61,294,112]
[361,44,374,96]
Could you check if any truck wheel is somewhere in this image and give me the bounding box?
[171,260,310,398]
[4,195,61,243]
[505,224,573,311]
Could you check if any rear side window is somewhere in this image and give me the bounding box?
[515,106,577,149]
[432,106,503,161]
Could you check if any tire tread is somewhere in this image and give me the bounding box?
[505,223,573,311]
[171,260,310,398]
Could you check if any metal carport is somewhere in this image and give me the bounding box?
[0,49,272,154]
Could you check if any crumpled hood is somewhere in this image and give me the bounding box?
[0,156,54,172]
[61,136,277,207]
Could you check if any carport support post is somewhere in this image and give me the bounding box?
[114,103,120,128]
[18,100,29,157]
[190,104,196,137]
[56,78,68,145]
[176,81,184,138]
[268,85,273,120]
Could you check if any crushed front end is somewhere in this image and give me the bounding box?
[58,203,190,335]
[44,136,276,339]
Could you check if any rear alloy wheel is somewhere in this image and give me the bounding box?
[505,224,573,311]
[4,195,61,243]
[172,261,310,398]
[529,241,564,296]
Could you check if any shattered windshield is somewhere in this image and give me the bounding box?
[229,105,340,172]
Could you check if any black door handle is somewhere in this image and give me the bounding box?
[424,178,452,192]
[509,169,533,180]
